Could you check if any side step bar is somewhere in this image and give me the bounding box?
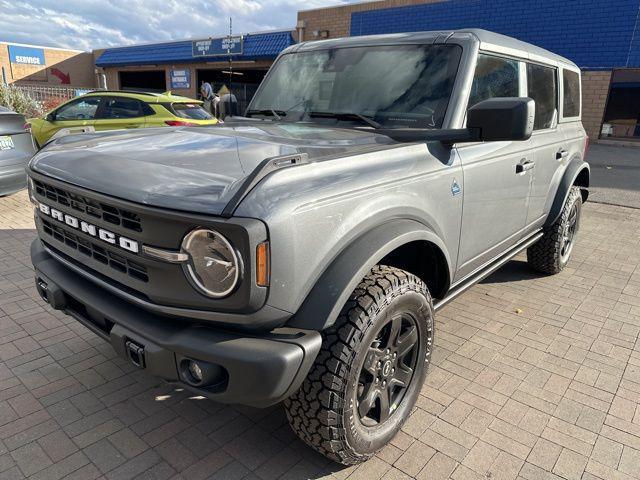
[434,231,544,311]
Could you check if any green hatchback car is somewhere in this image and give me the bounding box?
[28,90,218,147]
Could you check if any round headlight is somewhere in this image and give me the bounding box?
[181,229,241,298]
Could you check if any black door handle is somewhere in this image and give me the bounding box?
[556,149,568,160]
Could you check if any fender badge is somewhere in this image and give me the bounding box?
[451,179,461,196]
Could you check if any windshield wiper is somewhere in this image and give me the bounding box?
[308,111,381,129]
[246,109,286,120]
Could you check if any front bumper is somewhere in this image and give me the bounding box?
[32,240,321,407]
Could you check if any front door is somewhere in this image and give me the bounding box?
[455,141,533,281]
[453,53,533,282]
[45,96,101,142]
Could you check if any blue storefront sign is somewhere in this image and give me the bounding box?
[192,36,243,57]
[8,45,45,65]
[170,69,191,89]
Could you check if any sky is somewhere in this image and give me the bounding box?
[0,0,357,51]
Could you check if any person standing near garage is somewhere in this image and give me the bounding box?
[200,81,214,114]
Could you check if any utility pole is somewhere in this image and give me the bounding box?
[228,17,233,88]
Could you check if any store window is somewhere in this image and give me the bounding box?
[601,69,640,139]
[527,63,558,130]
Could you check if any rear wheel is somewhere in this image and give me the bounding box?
[527,186,582,274]
[284,265,434,465]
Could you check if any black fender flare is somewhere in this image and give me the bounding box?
[544,157,590,228]
[287,219,452,331]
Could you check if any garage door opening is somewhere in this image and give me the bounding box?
[119,70,166,93]
[197,69,268,114]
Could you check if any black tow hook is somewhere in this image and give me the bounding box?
[35,277,66,310]
[125,340,145,368]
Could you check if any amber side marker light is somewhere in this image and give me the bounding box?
[256,242,270,287]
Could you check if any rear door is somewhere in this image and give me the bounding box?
[558,68,588,178]
[524,62,567,229]
[94,96,148,132]
[455,54,534,281]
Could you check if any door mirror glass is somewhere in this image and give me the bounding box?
[467,97,535,141]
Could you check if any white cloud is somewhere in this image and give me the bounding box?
[0,0,357,51]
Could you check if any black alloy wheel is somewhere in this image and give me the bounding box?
[357,312,421,426]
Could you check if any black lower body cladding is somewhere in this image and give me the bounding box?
[31,240,322,407]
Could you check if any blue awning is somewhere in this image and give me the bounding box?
[96,30,294,67]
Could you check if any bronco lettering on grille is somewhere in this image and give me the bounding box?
[38,203,139,253]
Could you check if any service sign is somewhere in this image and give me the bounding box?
[8,45,45,65]
[192,36,243,57]
[170,69,191,89]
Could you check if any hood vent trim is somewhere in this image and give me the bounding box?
[221,153,309,218]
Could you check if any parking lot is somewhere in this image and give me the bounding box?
[1,145,640,480]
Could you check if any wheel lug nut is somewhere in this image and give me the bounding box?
[391,368,395,373]
[382,381,387,387]
[386,349,390,354]
[375,378,379,384]
[393,353,397,358]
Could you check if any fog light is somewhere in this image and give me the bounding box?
[179,358,228,389]
[188,360,203,383]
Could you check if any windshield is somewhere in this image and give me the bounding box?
[172,103,213,120]
[249,44,462,129]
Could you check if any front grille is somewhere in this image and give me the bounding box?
[42,218,149,283]
[34,180,142,232]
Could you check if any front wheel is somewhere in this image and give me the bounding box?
[284,265,434,465]
[527,185,583,274]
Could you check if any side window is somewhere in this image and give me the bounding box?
[469,54,519,108]
[141,102,155,116]
[562,69,580,118]
[55,97,101,121]
[527,63,558,130]
[99,97,144,119]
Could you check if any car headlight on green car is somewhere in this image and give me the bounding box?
[181,229,241,298]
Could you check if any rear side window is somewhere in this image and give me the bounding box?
[469,54,520,108]
[100,97,143,119]
[527,63,558,130]
[562,70,581,118]
[172,103,213,120]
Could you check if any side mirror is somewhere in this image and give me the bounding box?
[467,97,535,142]
[45,112,56,122]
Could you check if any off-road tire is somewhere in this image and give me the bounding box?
[527,186,582,274]
[284,265,434,465]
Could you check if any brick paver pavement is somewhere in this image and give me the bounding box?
[1,189,640,480]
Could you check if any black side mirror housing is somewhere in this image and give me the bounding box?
[45,112,56,122]
[467,97,535,142]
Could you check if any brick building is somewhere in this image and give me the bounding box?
[94,30,295,112]
[0,41,94,87]
[298,0,640,142]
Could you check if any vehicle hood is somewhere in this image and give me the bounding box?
[29,121,395,215]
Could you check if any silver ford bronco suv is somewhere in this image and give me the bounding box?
[28,29,588,464]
